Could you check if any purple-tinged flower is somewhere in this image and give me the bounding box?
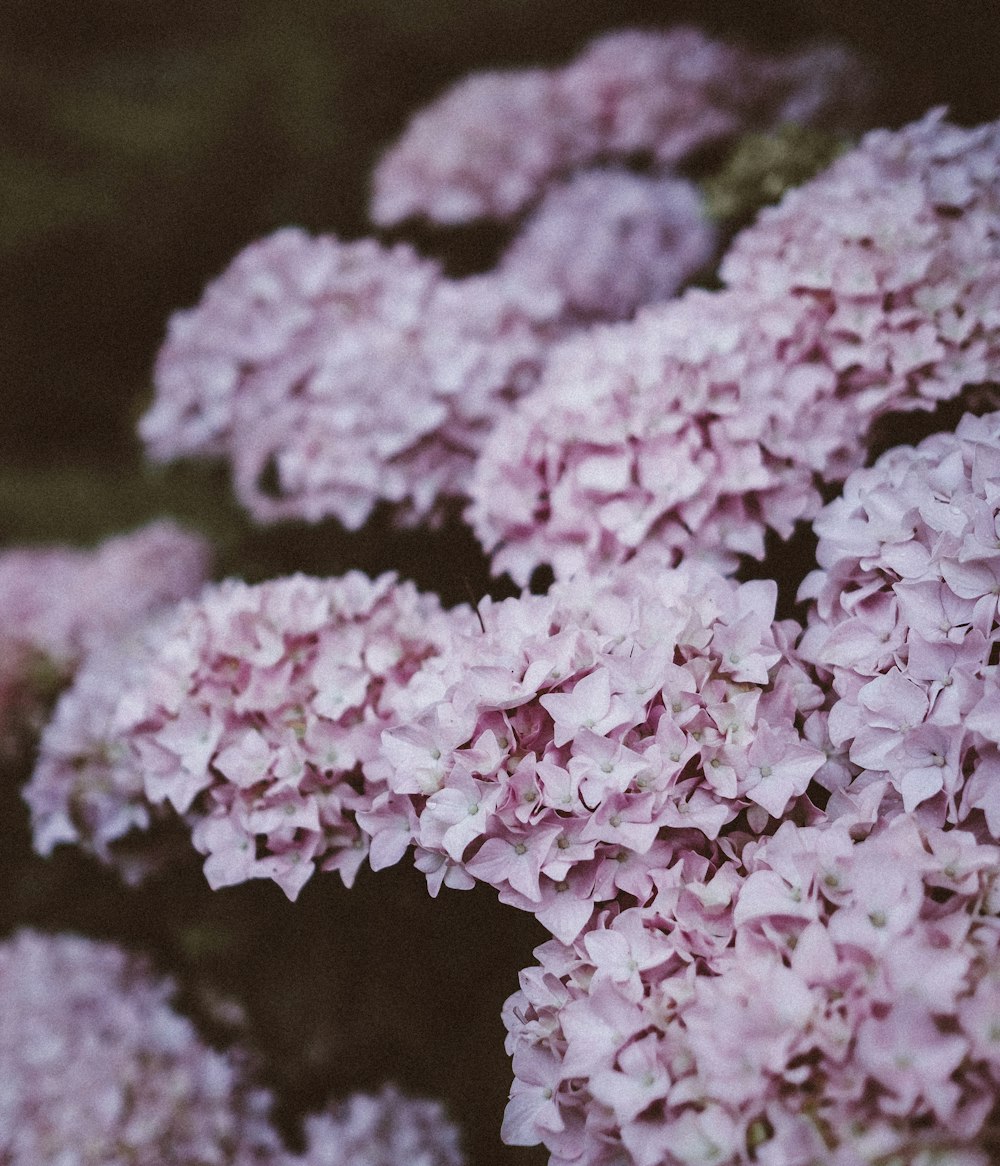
[497,169,717,322]
[0,929,282,1165]
[371,27,872,226]
[0,521,211,760]
[298,1085,464,1166]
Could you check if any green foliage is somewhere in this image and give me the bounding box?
[702,124,849,226]
[0,459,248,563]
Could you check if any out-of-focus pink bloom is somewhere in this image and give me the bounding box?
[0,929,283,1165]
[0,521,211,758]
[498,169,717,322]
[142,173,714,531]
[298,1085,464,1166]
[371,27,872,226]
[800,410,1000,835]
[372,560,824,942]
[502,813,1000,1165]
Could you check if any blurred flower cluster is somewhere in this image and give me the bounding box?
[4,12,1000,1166]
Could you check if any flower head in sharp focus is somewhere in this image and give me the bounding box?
[372,559,825,944]
[799,409,1000,836]
[370,27,873,227]
[502,812,1000,1166]
[29,571,473,899]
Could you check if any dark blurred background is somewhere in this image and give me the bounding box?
[1,3,998,1163]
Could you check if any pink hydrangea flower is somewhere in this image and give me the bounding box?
[799,409,1000,834]
[24,610,186,884]
[721,109,1000,415]
[371,27,872,226]
[370,560,824,942]
[502,812,999,1165]
[142,176,714,530]
[298,1086,464,1166]
[0,521,211,757]
[54,572,473,898]
[470,111,1000,586]
[468,286,841,584]
[0,929,282,1165]
[0,520,211,670]
[497,168,717,322]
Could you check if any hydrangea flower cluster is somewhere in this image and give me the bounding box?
[468,286,836,584]
[470,111,1000,585]
[0,929,467,1166]
[368,560,825,943]
[799,409,1000,833]
[0,521,211,758]
[0,928,282,1166]
[721,109,1000,414]
[24,611,184,884]
[299,1085,464,1166]
[26,572,473,897]
[370,27,871,226]
[142,172,714,528]
[497,169,716,323]
[502,812,1000,1166]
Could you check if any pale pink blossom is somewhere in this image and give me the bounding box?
[471,111,1000,585]
[0,522,211,755]
[298,1086,464,1166]
[373,560,824,942]
[30,572,471,897]
[371,27,872,226]
[800,410,1000,834]
[498,169,717,322]
[502,814,1000,1165]
[143,200,712,529]
[722,110,1000,419]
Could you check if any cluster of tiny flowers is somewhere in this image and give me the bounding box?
[502,811,1000,1165]
[142,175,713,528]
[468,286,837,584]
[368,560,825,943]
[37,571,473,899]
[0,521,211,757]
[798,409,1000,833]
[298,1086,464,1166]
[721,109,1000,417]
[469,111,1000,585]
[370,27,871,226]
[24,610,185,884]
[0,929,282,1166]
[497,169,717,323]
